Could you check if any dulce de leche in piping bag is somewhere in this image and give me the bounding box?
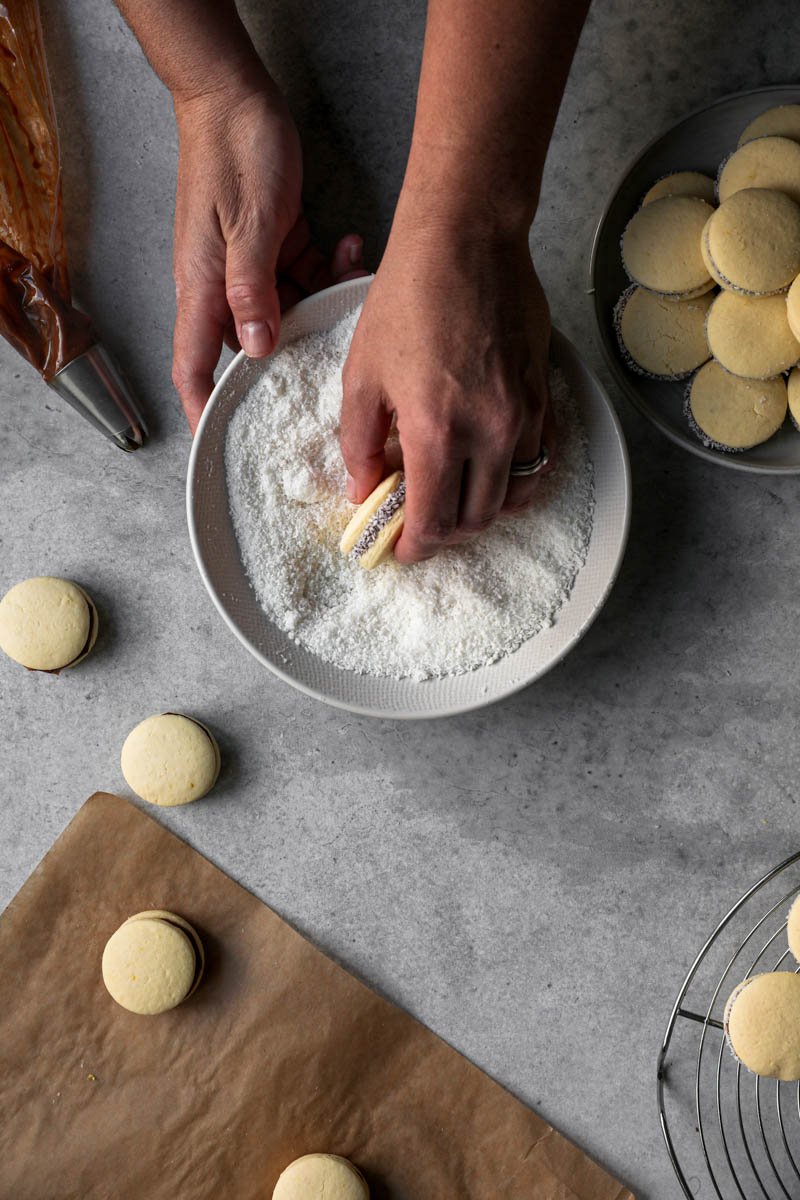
[0,1,146,450]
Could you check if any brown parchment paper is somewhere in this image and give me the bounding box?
[0,794,634,1200]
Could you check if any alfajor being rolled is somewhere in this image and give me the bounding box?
[340,471,406,569]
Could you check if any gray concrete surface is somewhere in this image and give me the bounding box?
[2,2,800,1196]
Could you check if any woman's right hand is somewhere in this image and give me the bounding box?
[172,79,366,431]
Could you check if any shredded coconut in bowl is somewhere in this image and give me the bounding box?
[225,306,594,681]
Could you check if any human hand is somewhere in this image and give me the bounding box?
[172,81,367,432]
[340,208,556,563]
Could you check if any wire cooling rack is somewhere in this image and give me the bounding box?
[658,851,800,1199]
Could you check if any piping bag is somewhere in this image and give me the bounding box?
[0,0,146,450]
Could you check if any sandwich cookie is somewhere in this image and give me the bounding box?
[705,290,800,379]
[102,910,205,1015]
[0,576,98,672]
[725,973,800,1080]
[614,285,712,379]
[788,367,800,431]
[121,712,221,806]
[273,1154,369,1200]
[739,104,800,147]
[340,471,406,569]
[621,195,714,299]
[787,894,800,960]
[787,272,800,341]
[718,136,800,208]
[685,361,787,452]
[642,170,716,206]
[703,189,800,295]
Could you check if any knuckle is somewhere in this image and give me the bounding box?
[171,360,191,394]
[504,491,537,517]
[460,511,497,536]
[341,363,368,400]
[414,516,455,545]
[225,279,267,312]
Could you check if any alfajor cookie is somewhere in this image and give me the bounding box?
[739,105,800,148]
[788,366,800,431]
[273,1154,369,1200]
[725,973,800,1080]
[0,576,98,672]
[787,894,800,961]
[614,285,712,379]
[718,136,800,208]
[340,471,406,569]
[685,361,787,452]
[703,189,800,295]
[121,713,221,806]
[787,273,800,341]
[705,290,800,379]
[621,195,715,299]
[642,170,716,206]
[102,910,204,1015]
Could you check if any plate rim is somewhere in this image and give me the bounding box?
[589,82,800,475]
[187,280,631,719]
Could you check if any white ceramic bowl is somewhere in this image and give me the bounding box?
[187,276,630,719]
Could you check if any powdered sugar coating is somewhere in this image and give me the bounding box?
[225,306,594,680]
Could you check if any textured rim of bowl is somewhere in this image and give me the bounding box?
[187,277,631,719]
[589,82,800,475]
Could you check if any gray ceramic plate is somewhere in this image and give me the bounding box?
[187,276,630,719]
[590,84,800,474]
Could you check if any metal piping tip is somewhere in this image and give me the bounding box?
[49,343,148,451]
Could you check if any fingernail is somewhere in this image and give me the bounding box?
[349,238,362,266]
[346,473,358,502]
[240,320,273,358]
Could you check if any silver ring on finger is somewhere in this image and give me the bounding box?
[509,444,549,477]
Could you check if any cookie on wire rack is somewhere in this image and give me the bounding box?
[724,972,800,1080]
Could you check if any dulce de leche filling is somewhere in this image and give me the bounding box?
[0,5,96,378]
[350,479,406,561]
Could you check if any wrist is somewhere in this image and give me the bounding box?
[173,67,291,136]
[169,46,274,111]
[398,141,538,243]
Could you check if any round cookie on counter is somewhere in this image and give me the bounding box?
[102,910,204,1015]
[642,170,716,206]
[273,1155,369,1200]
[621,194,715,299]
[718,135,800,207]
[705,291,800,379]
[703,188,800,295]
[0,576,99,672]
[725,973,800,1080]
[788,367,800,431]
[739,104,800,147]
[121,713,221,806]
[685,362,787,452]
[614,285,712,379]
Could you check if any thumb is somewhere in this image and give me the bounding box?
[340,367,392,503]
[225,222,283,358]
